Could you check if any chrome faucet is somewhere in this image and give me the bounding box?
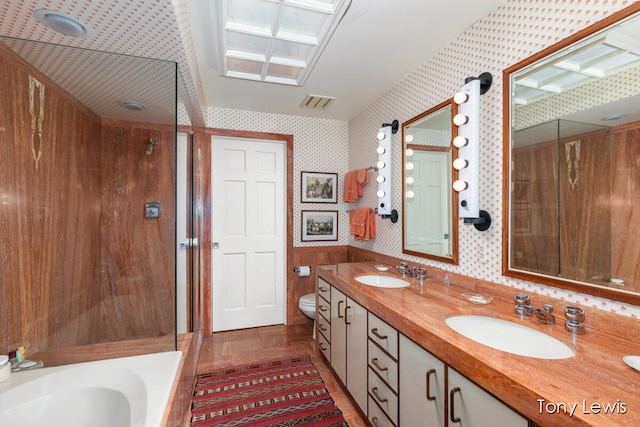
[514,293,555,324]
[396,262,415,277]
[396,262,427,280]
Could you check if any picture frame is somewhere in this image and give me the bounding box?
[301,210,338,241]
[301,171,337,203]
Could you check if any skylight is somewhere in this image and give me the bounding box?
[213,0,351,86]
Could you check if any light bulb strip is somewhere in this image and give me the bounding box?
[377,124,393,215]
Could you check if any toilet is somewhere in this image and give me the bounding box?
[298,293,317,339]
[298,293,317,320]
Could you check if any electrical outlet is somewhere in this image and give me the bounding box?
[477,243,487,263]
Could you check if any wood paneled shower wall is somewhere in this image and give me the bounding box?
[0,42,176,356]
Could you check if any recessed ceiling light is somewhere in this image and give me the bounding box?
[119,100,146,111]
[601,113,627,121]
[34,9,93,38]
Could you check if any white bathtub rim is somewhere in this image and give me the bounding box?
[0,350,182,427]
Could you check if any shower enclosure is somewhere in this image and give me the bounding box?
[510,119,612,285]
[0,36,199,366]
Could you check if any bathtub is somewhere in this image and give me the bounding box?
[0,351,182,427]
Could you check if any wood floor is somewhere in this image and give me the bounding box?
[197,323,368,427]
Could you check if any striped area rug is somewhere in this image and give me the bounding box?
[190,354,348,427]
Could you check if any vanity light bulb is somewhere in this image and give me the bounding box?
[453,180,468,192]
[405,177,414,184]
[377,131,385,140]
[453,135,468,148]
[453,113,468,126]
[406,190,415,198]
[405,148,414,157]
[453,158,468,170]
[454,91,469,105]
[377,190,385,198]
[377,161,385,169]
[405,134,414,143]
[405,162,414,170]
[376,175,385,183]
[376,146,386,154]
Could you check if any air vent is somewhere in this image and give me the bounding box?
[300,94,336,110]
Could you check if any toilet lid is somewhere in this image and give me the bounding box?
[300,294,316,306]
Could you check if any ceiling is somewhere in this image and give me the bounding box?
[0,0,505,125]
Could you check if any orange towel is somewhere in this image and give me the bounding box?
[350,207,377,241]
[343,169,369,202]
[343,170,359,202]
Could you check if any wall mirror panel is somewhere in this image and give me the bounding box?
[402,100,458,264]
[504,4,640,305]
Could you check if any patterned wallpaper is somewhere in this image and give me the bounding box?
[348,0,640,318]
[208,107,351,248]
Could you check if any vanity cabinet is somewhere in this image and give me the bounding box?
[317,279,331,361]
[399,334,526,427]
[367,312,399,426]
[399,334,445,427]
[447,368,528,426]
[330,285,368,412]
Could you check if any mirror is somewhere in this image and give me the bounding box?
[504,4,640,305]
[402,100,458,264]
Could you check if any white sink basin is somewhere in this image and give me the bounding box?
[446,315,574,359]
[355,275,410,288]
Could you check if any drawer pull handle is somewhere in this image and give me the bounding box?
[319,287,328,292]
[371,328,388,340]
[426,369,436,401]
[319,305,328,312]
[319,342,327,351]
[371,387,388,403]
[450,387,461,423]
[371,358,388,372]
[371,416,380,427]
[337,300,344,318]
[319,324,327,332]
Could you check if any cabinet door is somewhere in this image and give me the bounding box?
[330,286,347,385]
[399,334,445,427]
[448,368,528,427]
[346,297,368,412]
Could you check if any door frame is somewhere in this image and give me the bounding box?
[195,128,293,335]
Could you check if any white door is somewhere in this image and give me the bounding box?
[406,150,451,256]
[211,136,286,332]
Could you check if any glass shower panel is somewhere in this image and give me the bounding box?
[0,36,178,365]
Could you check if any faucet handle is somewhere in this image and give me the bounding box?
[514,293,530,305]
[564,306,585,322]
[543,304,553,313]
[416,266,427,280]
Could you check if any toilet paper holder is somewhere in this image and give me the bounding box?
[293,266,312,275]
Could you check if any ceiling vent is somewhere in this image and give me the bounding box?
[300,94,336,110]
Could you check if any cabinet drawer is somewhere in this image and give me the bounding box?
[368,395,396,427]
[318,298,330,320]
[318,332,330,362]
[368,368,398,425]
[368,339,398,392]
[318,278,331,303]
[318,313,330,341]
[368,312,398,360]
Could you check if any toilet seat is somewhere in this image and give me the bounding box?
[299,293,316,306]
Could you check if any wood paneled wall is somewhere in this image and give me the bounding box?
[510,124,640,286]
[611,122,640,292]
[1,42,178,357]
[99,120,177,341]
[0,43,103,354]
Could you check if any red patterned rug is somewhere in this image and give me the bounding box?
[190,354,348,427]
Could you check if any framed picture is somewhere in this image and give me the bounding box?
[301,171,337,203]
[302,210,338,241]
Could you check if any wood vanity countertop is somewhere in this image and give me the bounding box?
[317,262,640,427]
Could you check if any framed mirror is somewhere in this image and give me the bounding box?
[402,100,458,264]
[503,4,640,305]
